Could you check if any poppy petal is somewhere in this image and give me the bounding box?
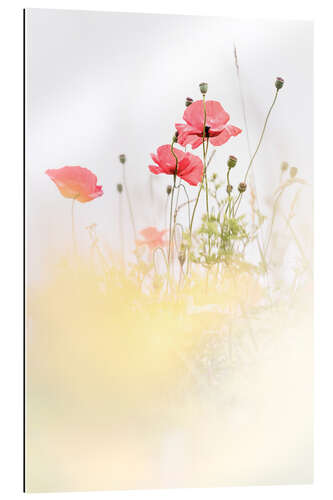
[210,125,242,146]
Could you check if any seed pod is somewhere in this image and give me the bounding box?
[275,77,284,90]
[281,161,289,171]
[226,184,233,194]
[119,154,126,164]
[117,183,123,193]
[227,155,237,168]
[199,82,208,95]
[238,182,247,193]
[185,97,193,107]
[166,185,172,196]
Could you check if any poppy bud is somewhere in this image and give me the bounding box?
[117,183,123,193]
[275,77,284,90]
[238,182,247,193]
[119,154,126,164]
[199,82,208,95]
[227,155,238,168]
[226,184,233,194]
[172,131,179,143]
[185,97,194,107]
[166,185,172,196]
[281,161,289,171]
[290,166,298,178]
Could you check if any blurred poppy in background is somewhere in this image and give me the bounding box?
[46,166,103,203]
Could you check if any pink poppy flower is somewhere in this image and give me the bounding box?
[45,166,103,203]
[175,100,242,149]
[136,227,168,251]
[149,145,203,186]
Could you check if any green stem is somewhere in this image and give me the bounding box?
[119,193,124,264]
[201,97,211,257]
[235,88,280,216]
[167,139,179,291]
[189,183,203,237]
[179,184,191,227]
[167,174,176,267]
[122,163,137,238]
[226,167,232,217]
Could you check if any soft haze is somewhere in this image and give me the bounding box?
[25,9,313,281]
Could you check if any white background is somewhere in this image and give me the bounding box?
[0,0,332,499]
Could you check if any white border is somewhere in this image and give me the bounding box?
[1,1,332,499]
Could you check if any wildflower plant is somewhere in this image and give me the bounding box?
[43,72,312,377]
[45,77,290,297]
[27,16,313,492]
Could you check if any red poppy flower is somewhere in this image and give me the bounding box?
[175,100,242,149]
[149,145,203,186]
[136,227,168,250]
[45,166,103,203]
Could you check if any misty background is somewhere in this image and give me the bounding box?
[25,9,313,282]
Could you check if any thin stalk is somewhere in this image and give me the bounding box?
[179,184,191,227]
[235,89,280,216]
[167,139,179,291]
[119,194,124,264]
[226,168,232,216]
[186,117,215,279]
[234,44,265,253]
[188,102,210,258]
[153,246,168,273]
[234,44,252,158]
[122,164,137,238]
[201,96,211,257]
[170,181,183,277]
[71,198,77,256]
[189,183,203,237]
[174,197,196,223]
[167,173,176,268]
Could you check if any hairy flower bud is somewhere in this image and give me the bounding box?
[116,183,123,193]
[227,155,238,168]
[281,161,289,171]
[290,166,298,178]
[166,185,172,196]
[275,77,284,90]
[119,154,126,164]
[238,182,247,193]
[185,97,194,107]
[199,82,208,95]
[226,184,233,194]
